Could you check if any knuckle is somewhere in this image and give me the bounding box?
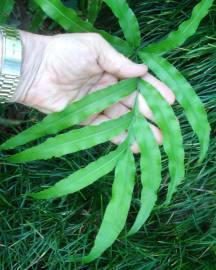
[91,32,102,41]
[169,94,176,105]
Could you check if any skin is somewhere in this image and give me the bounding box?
[10,31,176,153]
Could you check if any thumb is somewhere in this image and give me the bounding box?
[97,36,148,79]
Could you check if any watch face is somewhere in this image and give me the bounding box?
[0,30,3,66]
[1,27,22,76]
[0,27,22,103]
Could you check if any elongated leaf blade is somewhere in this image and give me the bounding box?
[8,113,132,163]
[142,0,214,54]
[103,0,141,48]
[88,0,102,24]
[0,78,138,150]
[28,8,47,32]
[33,0,132,55]
[128,109,161,235]
[82,148,136,263]
[140,53,211,162]
[0,0,14,24]
[139,79,185,204]
[30,142,128,200]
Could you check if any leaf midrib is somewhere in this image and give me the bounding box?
[140,82,183,179]
[44,81,134,131]
[39,117,130,154]
[37,145,127,196]
[36,0,93,32]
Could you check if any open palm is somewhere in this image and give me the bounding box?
[17,32,175,151]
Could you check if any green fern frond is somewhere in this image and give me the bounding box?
[1,0,213,263]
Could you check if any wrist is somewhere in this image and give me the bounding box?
[0,36,2,67]
[10,30,51,104]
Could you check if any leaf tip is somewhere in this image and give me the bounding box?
[126,229,136,237]
[6,155,20,163]
[68,254,88,263]
[28,191,52,201]
[197,155,205,165]
[27,192,40,199]
[70,254,95,264]
[0,145,5,151]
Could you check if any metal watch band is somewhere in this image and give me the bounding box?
[0,26,22,103]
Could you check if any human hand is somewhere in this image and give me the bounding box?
[13,31,175,152]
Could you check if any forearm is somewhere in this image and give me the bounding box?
[12,30,51,103]
[0,27,51,104]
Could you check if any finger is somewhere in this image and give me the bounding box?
[138,94,153,120]
[96,73,118,86]
[109,133,139,154]
[104,102,130,120]
[89,73,118,94]
[96,36,148,79]
[90,116,131,151]
[90,114,128,148]
[130,122,162,153]
[120,91,153,120]
[87,114,128,146]
[150,123,163,145]
[90,114,110,125]
[121,72,176,121]
[80,113,99,125]
[81,73,118,125]
[143,73,175,105]
[111,121,162,153]
[88,112,162,154]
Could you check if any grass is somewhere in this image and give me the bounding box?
[0,0,216,269]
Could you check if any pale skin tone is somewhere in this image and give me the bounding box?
[7,31,176,153]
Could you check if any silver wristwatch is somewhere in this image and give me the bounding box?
[0,26,23,103]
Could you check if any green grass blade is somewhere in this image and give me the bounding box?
[88,0,102,24]
[28,8,47,32]
[139,79,185,204]
[81,148,136,263]
[0,78,138,150]
[0,0,15,24]
[140,53,211,162]
[142,0,214,54]
[30,142,128,200]
[33,0,132,55]
[128,108,162,236]
[8,113,132,163]
[103,0,141,48]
